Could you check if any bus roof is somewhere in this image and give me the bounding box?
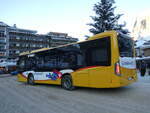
[88,30,117,40]
[31,48,49,54]
[19,30,117,56]
[19,48,49,56]
[19,51,30,56]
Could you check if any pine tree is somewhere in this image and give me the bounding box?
[88,0,125,35]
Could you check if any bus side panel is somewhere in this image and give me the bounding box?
[72,69,89,87]
[109,73,121,87]
[88,67,112,88]
[17,72,61,85]
[34,79,61,85]
[17,73,27,82]
[32,72,62,85]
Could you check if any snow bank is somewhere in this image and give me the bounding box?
[137,71,150,83]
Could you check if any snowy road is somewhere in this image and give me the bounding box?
[0,74,150,113]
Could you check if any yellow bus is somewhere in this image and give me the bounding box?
[17,31,137,90]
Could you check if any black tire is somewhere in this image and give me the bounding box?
[27,74,35,85]
[61,75,75,90]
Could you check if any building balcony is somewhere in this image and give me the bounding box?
[0,40,6,43]
[0,36,6,39]
[0,48,5,51]
[0,52,6,57]
[9,39,48,44]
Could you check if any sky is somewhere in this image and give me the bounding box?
[0,0,150,41]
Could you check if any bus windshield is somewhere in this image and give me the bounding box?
[118,34,134,57]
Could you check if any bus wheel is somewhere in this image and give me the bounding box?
[28,74,35,85]
[61,75,75,90]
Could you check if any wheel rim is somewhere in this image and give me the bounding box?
[63,77,71,89]
[29,76,34,84]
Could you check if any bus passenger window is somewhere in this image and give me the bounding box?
[85,37,111,66]
[91,48,108,65]
[77,54,84,66]
[59,53,70,68]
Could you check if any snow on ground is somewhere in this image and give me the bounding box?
[137,70,150,83]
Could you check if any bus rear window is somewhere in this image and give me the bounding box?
[118,34,134,57]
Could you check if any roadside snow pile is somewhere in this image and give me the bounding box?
[135,36,150,48]
[137,71,150,83]
[136,39,146,48]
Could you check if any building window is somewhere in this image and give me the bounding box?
[13,51,16,54]
[13,44,16,47]
[16,37,20,40]
[26,37,28,40]
[16,44,20,47]
[33,44,36,47]
[0,31,5,37]
[26,44,29,47]
[16,50,20,54]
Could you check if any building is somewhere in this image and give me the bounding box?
[132,10,150,40]
[135,40,150,57]
[131,10,150,58]
[48,32,78,47]
[0,22,7,59]
[132,11,150,72]
[0,21,78,60]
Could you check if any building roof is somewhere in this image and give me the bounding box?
[9,26,37,34]
[0,21,8,27]
[48,32,68,36]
